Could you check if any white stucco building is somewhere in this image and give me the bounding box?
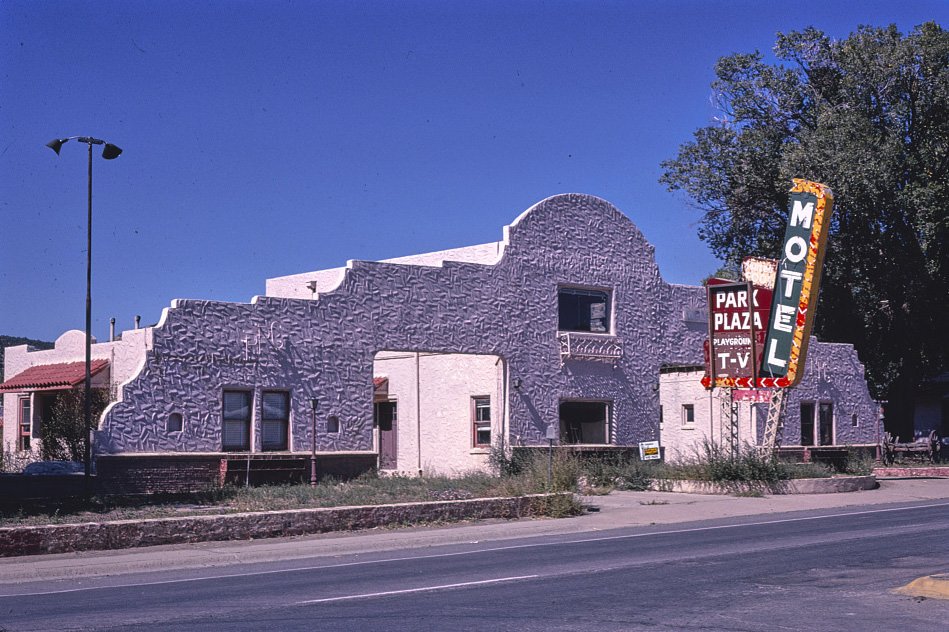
[2,194,881,486]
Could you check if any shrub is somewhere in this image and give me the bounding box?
[1,443,35,473]
[677,440,791,484]
[487,443,528,477]
[526,448,581,493]
[530,492,584,518]
[579,453,667,491]
[842,448,878,476]
[40,388,110,462]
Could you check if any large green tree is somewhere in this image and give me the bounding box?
[661,22,949,439]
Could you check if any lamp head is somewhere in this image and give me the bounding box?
[102,143,123,160]
[46,138,67,155]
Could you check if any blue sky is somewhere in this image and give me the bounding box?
[1,0,945,343]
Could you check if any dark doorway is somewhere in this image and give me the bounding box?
[376,401,398,469]
[559,400,610,444]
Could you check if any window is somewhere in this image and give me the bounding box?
[167,412,183,433]
[18,397,31,452]
[473,396,491,447]
[559,401,610,444]
[262,391,289,450]
[800,402,815,446]
[851,413,858,427]
[682,404,694,426]
[558,287,611,333]
[222,390,251,451]
[801,402,833,446]
[819,403,834,446]
[327,415,340,434]
[659,405,664,426]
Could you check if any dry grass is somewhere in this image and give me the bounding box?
[0,459,583,528]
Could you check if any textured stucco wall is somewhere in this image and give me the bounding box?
[756,340,881,446]
[96,194,707,458]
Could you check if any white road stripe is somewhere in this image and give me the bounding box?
[297,575,539,604]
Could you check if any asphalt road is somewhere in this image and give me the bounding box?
[2,498,949,631]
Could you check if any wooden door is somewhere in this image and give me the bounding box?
[376,401,398,469]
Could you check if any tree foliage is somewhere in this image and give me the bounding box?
[661,23,949,437]
[40,389,110,462]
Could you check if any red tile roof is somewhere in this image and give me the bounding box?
[373,376,388,392]
[0,360,109,392]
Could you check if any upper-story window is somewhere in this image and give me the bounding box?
[558,287,611,334]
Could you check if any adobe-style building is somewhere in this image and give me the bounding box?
[1,194,880,485]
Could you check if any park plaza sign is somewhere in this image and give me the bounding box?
[702,179,834,390]
[702,278,772,388]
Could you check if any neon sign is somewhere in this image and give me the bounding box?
[758,179,834,388]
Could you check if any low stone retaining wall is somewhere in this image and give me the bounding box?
[873,466,949,478]
[0,493,562,558]
[648,475,877,495]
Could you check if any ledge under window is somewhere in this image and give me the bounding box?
[558,331,622,367]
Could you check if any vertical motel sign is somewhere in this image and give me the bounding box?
[758,179,834,388]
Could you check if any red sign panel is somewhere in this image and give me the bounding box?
[704,281,772,388]
[732,389,772,403]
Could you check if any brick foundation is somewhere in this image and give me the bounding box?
[95,453,377,496]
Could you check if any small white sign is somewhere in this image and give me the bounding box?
[639,440,661,461]
[546,426,559,440]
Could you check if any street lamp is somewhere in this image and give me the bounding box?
[47,136,122,493]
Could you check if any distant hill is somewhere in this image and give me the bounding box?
[0,336,55,382]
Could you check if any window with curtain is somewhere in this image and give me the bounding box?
[222,390,251,451]
[261,391,289,450]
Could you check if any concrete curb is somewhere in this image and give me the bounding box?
[647,475,877,495]
[896,575,949,600]
[0,493,567,558]
[874,466,949,478]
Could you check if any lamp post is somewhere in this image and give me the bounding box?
[46,137,122,494]
[310,398,320,487]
